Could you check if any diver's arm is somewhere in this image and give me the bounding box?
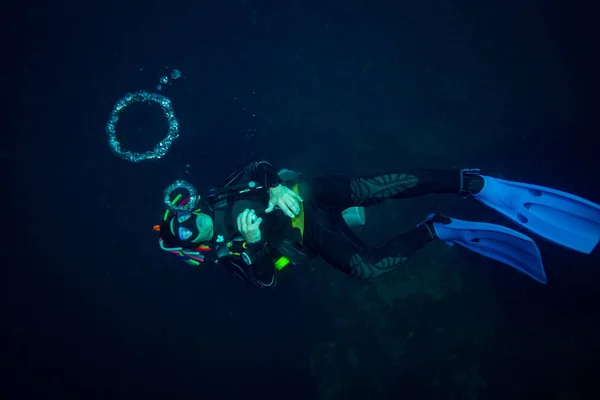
[219,250,276,288]
[252,255,277,288]
[243,227,278,288]
[220,258,255,285]
[251,161,283,189]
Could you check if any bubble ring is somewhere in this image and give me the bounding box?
[163,180,200,211]
[106,91,180,163]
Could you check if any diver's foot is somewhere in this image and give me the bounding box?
[419,214,452,241]
[460,169,485,195]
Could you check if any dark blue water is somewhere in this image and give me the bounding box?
[6,0,599,398]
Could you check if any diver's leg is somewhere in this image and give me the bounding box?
[311,169,483,209]
[308,218,438,281]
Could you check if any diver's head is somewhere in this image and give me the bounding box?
[159,210,214,248]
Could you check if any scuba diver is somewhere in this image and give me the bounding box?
[154,161,600,288]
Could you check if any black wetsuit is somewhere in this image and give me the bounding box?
[298,170,470,281]
[208,162,478,286]
[207,161,295,287]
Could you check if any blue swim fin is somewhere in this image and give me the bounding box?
[466,170,600,254]
[429,215,547,284]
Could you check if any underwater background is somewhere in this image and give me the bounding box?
[6,0,600,399]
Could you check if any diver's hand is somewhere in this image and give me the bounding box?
[265,184,303,218]
[237,209,263,243]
